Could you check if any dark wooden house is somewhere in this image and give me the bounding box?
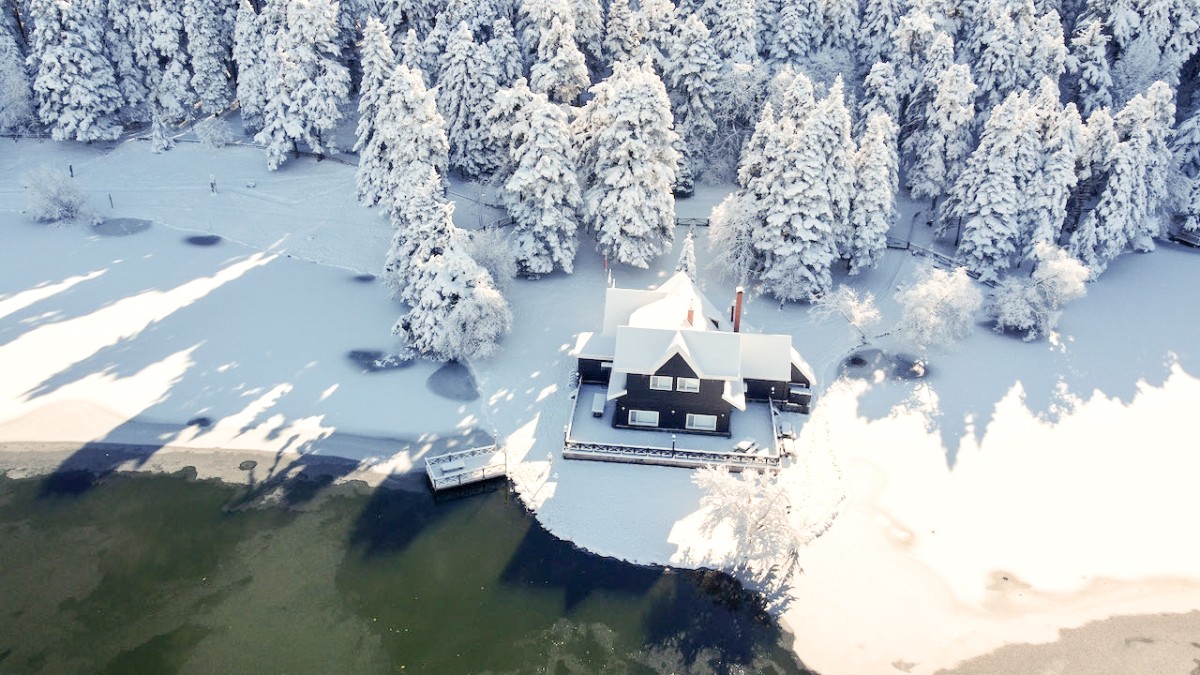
[571,272,815,437]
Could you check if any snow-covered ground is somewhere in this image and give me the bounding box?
[3,137,1199,674]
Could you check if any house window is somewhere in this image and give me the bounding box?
[629,409,660,427]
[676,377,700,393]
[686,413,717,431]
[649,376,673,391]
[600,361,612,370]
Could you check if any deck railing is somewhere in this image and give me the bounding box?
[425,444,505,491]
[563,440,780,469]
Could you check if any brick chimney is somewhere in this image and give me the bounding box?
[686,300,694,326]
[733,287,744,333]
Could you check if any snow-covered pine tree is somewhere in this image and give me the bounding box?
[0,18,33,131]
[808,78,856,266]
[676,228,697,279]
[397,28,426,73]
[255,0,351,170]
[1075,81,1175,270]
[1069,19,1114,117]
[437,22,503,177]
[497,88,581,275]
[663,15,718,157]
[604,0,641,64]
[105,0,152,120]
[569,0,605,66]
[752,113,839,302]
[528,4,588,104]
[940,92,1027,282]
[708,102,781,284]
[890,4,939,108]
[901,29,954,140]
[489,18,523,86]
[768,0,817,64]
[713,0,758,63]
[858,0,904,66]
[847,112,899,274]
[394,245,514,361]
[1171,105,1200,232]
[357,64,449,207]
[1021,86,1081,257]
[486,78,538,189]
[184,0,237,115]
[233,0,268,130]
[819,0,859,52]
[146,0,194,152]
[859,61,899,133]
[384,167,455,302]
[28,0,123,141]
[637,0,677,69]
[905,62,977,201]
[576,61,679,268]
[354,16,394,158]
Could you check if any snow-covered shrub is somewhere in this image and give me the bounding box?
[23,166,88,223]
[693,466,811,612]
[813,285,881,344]
[989,243,1089,340]
[893,266,983,352]
[194,117,235,148]
[464,227,517,288]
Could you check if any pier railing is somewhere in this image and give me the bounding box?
[425,444,506,491]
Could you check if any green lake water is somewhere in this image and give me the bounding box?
[0,469,811,674]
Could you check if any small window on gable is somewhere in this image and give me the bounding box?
[676,377,700,393]
[629,409,660,427]
[686,413,717,431]
[649,375,673,391]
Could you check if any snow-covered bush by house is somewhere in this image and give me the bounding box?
[23,166,89,223]
[193,117,235,148]
[464,227,518,289]
[989,243,1089,340]
[893,266,983,353]
[692,465,811,612]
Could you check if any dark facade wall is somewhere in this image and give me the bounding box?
[745,379,787,401]
[578,358,612,385]
[613,354,732,436]
[790,364,812,387]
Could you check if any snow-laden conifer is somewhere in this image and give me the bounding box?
[486,78,539,189]
[0,20,33,132]
[437,22,503,177]
[29,0,122,141]
[940,92,1027,282]
[576,61,679,268]
[489,18,524,86]
[354,17,395,157]
[105,0,152,119]
[858,0,904,66]
[255,0,351,170]
[859,61,899,133]
[233,0,268,131]
[768,0,817,64]
[604,0,642,64]
[847,113,898,275]
[713,0,758,63]
[500,91,581,275]
[570,0,605,66]
[675,229,697,280]
[904,62,976,200]
[1170,105,1200,231]
[397,28,426,73]
[819,0,859,52]
[528,11,588,104]
[356,64,449,207]
[1020,87,1081,256]
[146,0,194,152]
[184,0,237,115]
[663,16,718,153]
[1069,20,1114,118]
[384,168,455,302]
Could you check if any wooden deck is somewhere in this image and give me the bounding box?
[563,385,795,471]
[1169,228,1200,248]
[425,444,507,491]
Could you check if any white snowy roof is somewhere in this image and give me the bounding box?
[790,347,817,385]
[582,271,814,389]
[612,327,742,380]
[738,333,794,381]
[570,331,617,360]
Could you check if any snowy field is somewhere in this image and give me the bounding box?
[3,137,1200,673]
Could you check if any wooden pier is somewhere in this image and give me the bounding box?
[425,444,507,491]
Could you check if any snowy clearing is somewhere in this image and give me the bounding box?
[2,138,1199,673]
